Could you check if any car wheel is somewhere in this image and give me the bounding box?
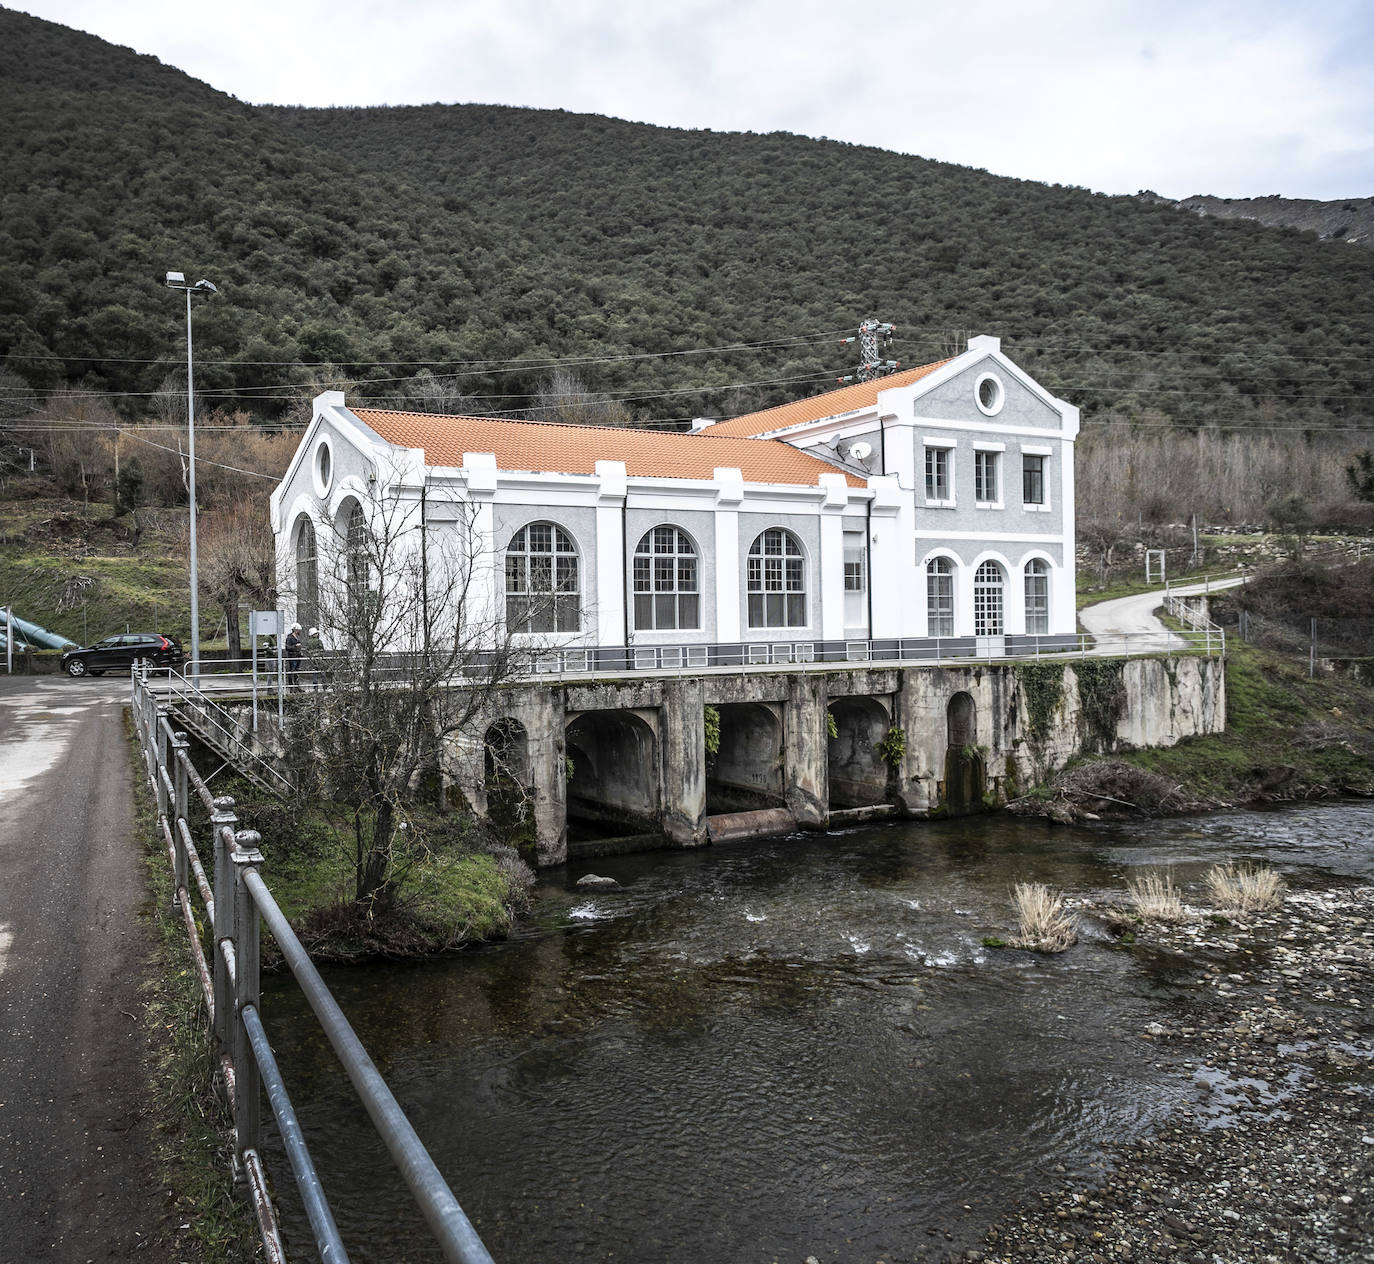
[65,658,88,677]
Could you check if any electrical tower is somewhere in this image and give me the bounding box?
[837,318,900,384]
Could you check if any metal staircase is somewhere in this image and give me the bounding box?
[158,669,293,796]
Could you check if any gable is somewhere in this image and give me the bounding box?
[913,358,1064,430]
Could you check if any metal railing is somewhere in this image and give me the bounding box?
[1163,592,1224,636]
[158,664,294,795]
[161,627,1226,697]
[131,673,495,1264]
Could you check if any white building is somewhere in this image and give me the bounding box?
[269,335,1079,663]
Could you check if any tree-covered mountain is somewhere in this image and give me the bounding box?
[1,5,1370,435]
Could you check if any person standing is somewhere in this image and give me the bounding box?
[285,622,302,688]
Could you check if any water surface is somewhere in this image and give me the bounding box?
[260,802,1374,1263]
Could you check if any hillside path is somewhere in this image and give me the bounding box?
[1078,575,1246,649]
[0,674,161,1261]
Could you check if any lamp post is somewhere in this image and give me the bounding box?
[165,271,217,683]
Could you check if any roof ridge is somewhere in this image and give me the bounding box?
[703,357,952,436]
[351,407,836,447]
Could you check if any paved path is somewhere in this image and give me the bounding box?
[0,674,160,1260]
[1078,576,1246,652]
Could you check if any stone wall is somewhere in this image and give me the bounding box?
[442,654,1227,865]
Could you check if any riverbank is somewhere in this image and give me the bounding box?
[973,882,1374,1264]
[1017,639,1374,824]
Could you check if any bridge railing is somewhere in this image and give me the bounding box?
[168,626,1225,695]
[130,673,496,1264]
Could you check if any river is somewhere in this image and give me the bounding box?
[259,801,1374,1263]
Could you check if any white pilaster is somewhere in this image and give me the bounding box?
[713,468,743,642]
[818,475,848,640]
[866,475,906,638]
[594,461,627,646]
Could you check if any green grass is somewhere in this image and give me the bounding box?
[223,790,527,962]
[0,531,190,646]
[131,731,261,1263]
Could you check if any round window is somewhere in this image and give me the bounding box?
[314,441,333,494]
[975,372,1005,416]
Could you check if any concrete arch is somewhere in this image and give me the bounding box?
[565,709,660,837]
[483,718,534,857]
[943,691,985,816]
[947,692,977,747]
[707,701,784,813]
[484,718,530,786]
[827,695,892,809]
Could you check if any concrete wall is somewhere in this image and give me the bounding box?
[442,655,1226,865]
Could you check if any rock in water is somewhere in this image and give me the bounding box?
[576,874,620,889]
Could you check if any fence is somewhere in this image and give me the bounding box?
[161,626,1226,698]
[131,672,495,1264]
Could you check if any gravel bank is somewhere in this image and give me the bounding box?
[972,883,1374,1264]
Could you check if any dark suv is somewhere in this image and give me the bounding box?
[62,632,184,677]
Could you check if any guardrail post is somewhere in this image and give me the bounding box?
[155,720,170,817]
[211,795,239,1058]
[170,732,191,903]
[232,829,264,1169]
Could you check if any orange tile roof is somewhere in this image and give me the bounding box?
[700,359,951,437]
[351,409,865,488]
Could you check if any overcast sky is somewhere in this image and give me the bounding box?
[18,0,1374,201]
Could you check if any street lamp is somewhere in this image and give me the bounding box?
[165,271,217,683]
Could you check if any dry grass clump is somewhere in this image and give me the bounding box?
[1009,882,1079,953]
[1206,863,1286,915]
[1127,869,1187,922]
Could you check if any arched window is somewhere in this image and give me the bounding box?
[634,526,699,630]
[747,528,806,628]
[1024,559,1050,635]
[294,515,318,631]
[505,522,580,633]
[343,500,371,617]
[926,556,954,637]
[973,560,1005,635]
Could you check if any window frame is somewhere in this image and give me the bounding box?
[1022,453,1047,509]
[505,521,581,634]
[924,443,954,506]
[843,545,867,594]
[926,555,955,637]
[632,525,701,632]
[973,449,1002,508]
[1024,558,1050,635]
[746,528,808,629]
[973,559,1005,636]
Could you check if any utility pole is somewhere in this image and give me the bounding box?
[837,318,900,384]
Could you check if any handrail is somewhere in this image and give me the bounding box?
[158,665,294,795]
[130,672,495,1264]
[156,628,1227,701]
[246,871,496,1264]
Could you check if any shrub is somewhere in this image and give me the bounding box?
[1206,863,1286,915]
[1127,869,1186,922]
[1009,882,1078,953]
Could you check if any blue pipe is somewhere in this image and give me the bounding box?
[0,609,77,650]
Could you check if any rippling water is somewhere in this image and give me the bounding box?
[258,802,1374,1263]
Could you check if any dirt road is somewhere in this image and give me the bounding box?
[0,674,161,1260]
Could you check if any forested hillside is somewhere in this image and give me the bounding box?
[1,5,1371,439]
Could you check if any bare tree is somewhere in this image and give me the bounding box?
[528,366,633,428]
[199,501,278,659]
[282,474,551,913]
[29,390,115,506]
[398,369,492,417]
